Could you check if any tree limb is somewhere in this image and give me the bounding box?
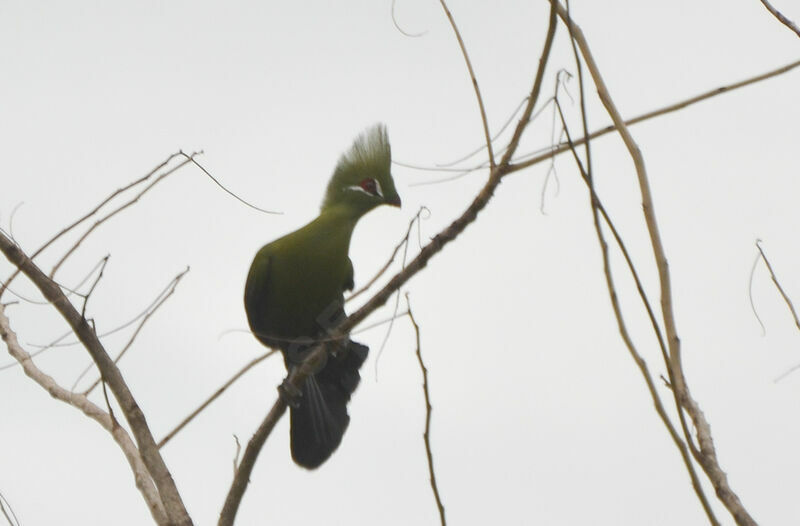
[0,235,193,526]
[218,5,562,524]
[0,304,168,525]
[553,3,756,524]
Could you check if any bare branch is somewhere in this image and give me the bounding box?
[180,153,280,215]
[0,152,182,300]
[78,267,190,395]
[158,350,276,449]
[49,153,201,279]
[748,248,768,336]
[391,0,428,37]
[0,488,20,526]
[0,234,192,526]
[554,3,755,524]
[0,304,168,525]
[499,0,558,168]
[437,0,496,168]
[756,240,800,331]
[508,58,800,175]
[554,91,719,524]
[218,392,287,526]
[406,294,446,526]
[759,0,800,37]
[219,6,562,522]
[347,207,428,303]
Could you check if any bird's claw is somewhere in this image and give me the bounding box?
[278,379,303,408]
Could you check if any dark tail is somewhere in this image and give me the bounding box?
[290,340,368,468]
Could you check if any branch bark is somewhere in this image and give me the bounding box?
[553,3,757,524]
[218,4,561,524]
[0,235,193,526]
[0,304,168,525]
[759,0,800,37]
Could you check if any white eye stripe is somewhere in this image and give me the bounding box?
[345,179,384,198]
[345,185,372,196]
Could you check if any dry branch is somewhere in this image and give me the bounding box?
[438,0,495,168]
[759,0,800,37]
[217,4,561,524]
[0,304,168,525]
[49,153,201,279]
[0,234,193,526]
[553,2,756,524]
[158,350,276,449]
[508,58,800,175]
[554,92,719,523]
[756,241,800,332]
[407,295,446,526]
[0,153,182,300]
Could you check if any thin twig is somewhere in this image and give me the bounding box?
[80,255,109,319]
[759,0,800,37]
[180,153,280,215]
[0,152,183,299]
[406,294,446,526]
[374,218,414,377]
[347,207,427,303]
[507,57,800,175]
[435,96,530,168]
[159,350,276,449]
[748,246,767,336]
[218,7,561,523]
[555,85,719,525]
[438,0,495,168]
[391,0,427,37]
[756,240,800,331]
[78,267,190,394]
[0,304,169,525]
[554,3,756,524]
[0,234,192,526]
[232,435,242,474]
[49,153,202,279]
[0,489,19,526]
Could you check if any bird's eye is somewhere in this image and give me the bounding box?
[359,178,382,197]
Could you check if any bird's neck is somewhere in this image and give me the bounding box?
[312,204,366,246]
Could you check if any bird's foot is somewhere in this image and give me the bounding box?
[278,379,303,408]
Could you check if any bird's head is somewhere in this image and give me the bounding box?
[321,124,402,216]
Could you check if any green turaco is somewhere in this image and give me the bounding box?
[244,124,401,468]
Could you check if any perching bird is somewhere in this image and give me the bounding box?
[244,125,401,468]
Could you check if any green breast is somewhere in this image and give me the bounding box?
[244,209,357,350]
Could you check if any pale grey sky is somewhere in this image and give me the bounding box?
[2,1,799,524]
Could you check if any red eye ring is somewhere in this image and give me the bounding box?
[359,178,378,195]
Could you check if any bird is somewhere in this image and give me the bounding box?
[244,124,401,468]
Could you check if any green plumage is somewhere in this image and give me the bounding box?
[244,124,401,468]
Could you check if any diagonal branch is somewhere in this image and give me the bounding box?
[158,350,277,449]
[438,0,496,168]
[508,57,800,175]
[0,304,168,525]
[218,5,562,525]
[553,2,756,524]
[0,152,183,300]
[554,92,719,524]
[759,0,800,38]
[49,153,201,279]
[756,240,800,331]
[0,234,193,526]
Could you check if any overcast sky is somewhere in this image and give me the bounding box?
[2,1,800,524]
